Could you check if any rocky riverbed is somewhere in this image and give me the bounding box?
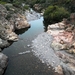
[0,4,30,75]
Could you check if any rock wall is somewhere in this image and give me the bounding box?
[47,15,75,75]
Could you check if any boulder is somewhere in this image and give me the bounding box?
[51,41,68,50]
[0,39,10,49]
[14,14,30,30]
[0,53,8,75]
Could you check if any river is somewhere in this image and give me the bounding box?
[2,11,60,75]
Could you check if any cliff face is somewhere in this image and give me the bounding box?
[0,4,30,49]
[0,4,30,75]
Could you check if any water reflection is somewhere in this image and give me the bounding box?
[43,21,49,32]
[15,27,30,35]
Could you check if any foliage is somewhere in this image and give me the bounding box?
[23,5,29,10]
[5,14,11,20]
[0,0,13,3]
[44,5,70,23]
[0,0,74,23]
[0,0,75,13]
[0,1,6,4]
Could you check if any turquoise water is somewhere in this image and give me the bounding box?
[3,17,59,75]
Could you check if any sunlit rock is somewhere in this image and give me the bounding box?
[7,32,18,41]
[14,14,30,30]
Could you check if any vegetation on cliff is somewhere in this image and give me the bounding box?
[0,0,75,24]
[44,5,70,23]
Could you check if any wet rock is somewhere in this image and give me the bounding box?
[0,53,8,75]
[0,39,10,49]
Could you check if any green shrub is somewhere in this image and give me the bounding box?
[5,14,11,20]
[44,5,70,24]
[23,5,29,10]
[13,1,21,8]
[5,5,10,10]
[0,1,6,4]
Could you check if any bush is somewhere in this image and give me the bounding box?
[0,1,6,4]
[44,5,70,24]
[13,1,21,8]
[23,5,29,10]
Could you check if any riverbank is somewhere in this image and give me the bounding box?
[47,14,75,75]
[32,14,75,75]
[0,4,30,75]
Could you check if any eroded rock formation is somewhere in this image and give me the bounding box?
[47,14,75,75]
[0,4,30,75]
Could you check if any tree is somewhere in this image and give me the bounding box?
[44,5,70,24]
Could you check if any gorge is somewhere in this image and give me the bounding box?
[0,3,75,75]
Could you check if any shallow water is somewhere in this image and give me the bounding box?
[3,15,60,75]
[32,33,61,67]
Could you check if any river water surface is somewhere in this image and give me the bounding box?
[3,14,60,75]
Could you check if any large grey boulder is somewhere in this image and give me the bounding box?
[0,38,10,49]
[0,4,18,41]
[0,53,8,75]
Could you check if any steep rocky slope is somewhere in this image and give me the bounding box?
[0,4,30,75]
